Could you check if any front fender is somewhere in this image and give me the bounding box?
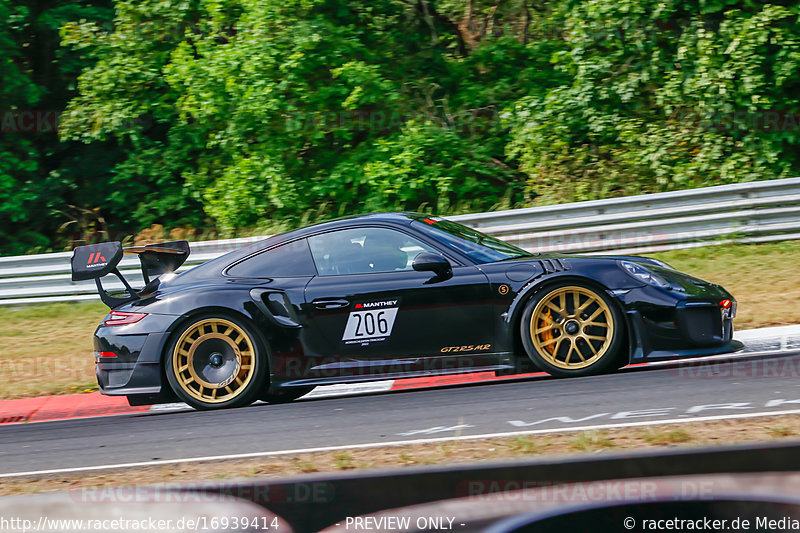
[505,268,643,330]
[494,261,645,360]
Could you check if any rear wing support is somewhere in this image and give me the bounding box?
[94,268,141,308]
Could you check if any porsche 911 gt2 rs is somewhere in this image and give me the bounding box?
[71,213,742,410]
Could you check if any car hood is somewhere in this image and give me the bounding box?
[503,253,732,300]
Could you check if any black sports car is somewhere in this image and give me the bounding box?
[71,213,742,410]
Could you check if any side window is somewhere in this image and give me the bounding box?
[227,239,316,277]
[308,228,439,275]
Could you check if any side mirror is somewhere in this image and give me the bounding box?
[412,252,452,280]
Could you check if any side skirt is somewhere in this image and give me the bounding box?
[274,353,516,388]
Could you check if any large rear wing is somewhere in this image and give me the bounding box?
[71,240,190,308]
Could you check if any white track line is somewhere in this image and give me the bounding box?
[5,408,800,479]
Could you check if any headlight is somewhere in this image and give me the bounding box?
[645,258,674,270]
[619,260,671,288]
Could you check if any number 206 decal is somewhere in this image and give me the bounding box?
[342,304,399,344]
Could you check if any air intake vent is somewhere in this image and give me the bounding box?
[540,258,569,274]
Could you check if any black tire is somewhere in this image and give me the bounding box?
[165,313,268,410]
[260,386,315,404]
[520,281,625,377]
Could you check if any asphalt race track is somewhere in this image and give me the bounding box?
[2,349,800,477]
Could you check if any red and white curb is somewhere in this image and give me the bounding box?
[0,392,150,425]
[2,325,799,427]
[0,370,547,425]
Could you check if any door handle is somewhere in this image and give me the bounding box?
[312,298,350,310]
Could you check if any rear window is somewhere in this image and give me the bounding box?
[227,239,317,277]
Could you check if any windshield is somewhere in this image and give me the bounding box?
[412,218,532,263]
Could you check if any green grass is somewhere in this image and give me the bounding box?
[569,431,616,451]
[646,240,800,329]
[0,240,798,400]
[0,302,107,400]
[639,428,692,445]
[767,425,795,438]
[293,459,319,473]
[333,452,354,469]
[507,435,550,455]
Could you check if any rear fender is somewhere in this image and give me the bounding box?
[144,288,301,388]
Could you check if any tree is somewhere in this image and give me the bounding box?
[504,0,800,203]
[59,0,563,233]
[0,0,117,254]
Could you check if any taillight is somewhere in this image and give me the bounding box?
[97,351,117,358]
[103,311,147,326]
[720,299,732,309]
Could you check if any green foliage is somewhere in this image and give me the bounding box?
[504,0,800,204]
[3,0,800,251]
[0,0,118,254]
[57,0,561,236]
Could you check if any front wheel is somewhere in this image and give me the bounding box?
[165,314,267,410]
[520,283,625,377]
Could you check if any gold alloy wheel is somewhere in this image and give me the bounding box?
[529,286,615,370]
[172,318,256,404]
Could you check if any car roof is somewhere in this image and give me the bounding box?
[168,213,436,285]
[263,212,424,245]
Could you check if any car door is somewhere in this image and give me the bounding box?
[302,226,495,374]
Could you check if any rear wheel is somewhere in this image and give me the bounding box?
[520,283,624,377]
[165,314,267,410]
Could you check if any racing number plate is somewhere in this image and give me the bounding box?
[342,301,399,345]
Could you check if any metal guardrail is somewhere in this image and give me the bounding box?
[2,178,799,306]
[450,177,800,255]
[0,236,267,306]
